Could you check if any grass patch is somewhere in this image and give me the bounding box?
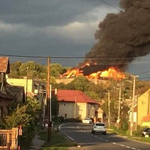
[108,127,127,136]
[108,127,150,144]
[39,128,77,150]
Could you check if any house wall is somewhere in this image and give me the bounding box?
[76,103,87,119]
[87,103,96,118]
[0,99,11,120]
[58,102,98,120]
[58,102,74,118]
[7,78,33,94]
[142,122,150,127]
[138,90,150,125]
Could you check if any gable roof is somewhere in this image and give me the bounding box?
[57,90,98,104]
[0,57,10,73]
[142,114,150,122]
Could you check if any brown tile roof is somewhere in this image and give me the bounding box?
[0,57,10,73]
[57,90,98,104]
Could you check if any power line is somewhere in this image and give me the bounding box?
[100,0,122,11]
[1,53,150,60]
[135,71,150,75]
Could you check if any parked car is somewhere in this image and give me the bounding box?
[91,122,106,135]
[141,128,150,137]
[82,118,92,124]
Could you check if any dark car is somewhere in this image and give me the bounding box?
[141,128,150,137]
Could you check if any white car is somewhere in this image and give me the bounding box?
[91,123,106,134]
[82,118,92,124]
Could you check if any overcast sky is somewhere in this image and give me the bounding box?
[0,0,150,79]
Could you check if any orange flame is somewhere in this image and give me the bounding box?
[62,65,125,80]
[100,67,125,79]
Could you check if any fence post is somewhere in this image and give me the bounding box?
[7,142,10,150]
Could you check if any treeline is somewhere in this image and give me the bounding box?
[9,61,70,82]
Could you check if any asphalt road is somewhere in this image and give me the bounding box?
[60,123,150,150]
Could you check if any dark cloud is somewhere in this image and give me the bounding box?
[0,0,128,68]
[0,0,119,27]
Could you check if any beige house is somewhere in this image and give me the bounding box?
[57,90,103,121]
[137,88,150,125]
[6,78,46,100]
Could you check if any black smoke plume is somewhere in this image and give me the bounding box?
[81,0,150,75]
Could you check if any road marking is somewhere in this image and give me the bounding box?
[112,142,116,145]
[120,144,125,147]
[99,138,102,140]
[126,146,131,149]
[131,148,136,150]
[59,124,74,141]
[91,134,93,136]
[67,136,74,141]
[95,135,97,138]
[105,140,108,142]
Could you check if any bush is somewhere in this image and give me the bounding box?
[133,125,148,137]
[121,121,128,131]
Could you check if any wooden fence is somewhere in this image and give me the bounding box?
[0,128,18,150]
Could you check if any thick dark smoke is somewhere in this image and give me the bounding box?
[82,0,150,75]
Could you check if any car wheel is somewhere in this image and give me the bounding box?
[92,130,95,134]
[103,132,106,135]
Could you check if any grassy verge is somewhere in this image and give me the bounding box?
[108,127,150,144]
[39,128,77,150]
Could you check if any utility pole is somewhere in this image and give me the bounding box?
[46,56,51,142]
[74,97,76,118]
[26,67,29,102]
[130,75,137,136]
[117,83,121,129]
[108,91,111,128]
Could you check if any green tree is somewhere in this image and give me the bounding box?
[85,91,100,100]
[19,61,43,79]
[50,63,64,77]
[51,96,59,118]
[9,61,22,78]
[0,98,41,140]
[69,76,90,92]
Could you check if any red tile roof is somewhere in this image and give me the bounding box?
[142,114,150,122]
[0,57,10,73]
[57,90,98,104]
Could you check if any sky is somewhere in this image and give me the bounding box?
[0,0,150,79]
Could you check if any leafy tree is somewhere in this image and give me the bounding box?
[0,98,41,140]
[50,63,64,77]
[69,76,90,92]
[85,91,99,100]
[9,61,22,78]
[19,61,43,79]
[51,96,59,118]
[50,76,56,84]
